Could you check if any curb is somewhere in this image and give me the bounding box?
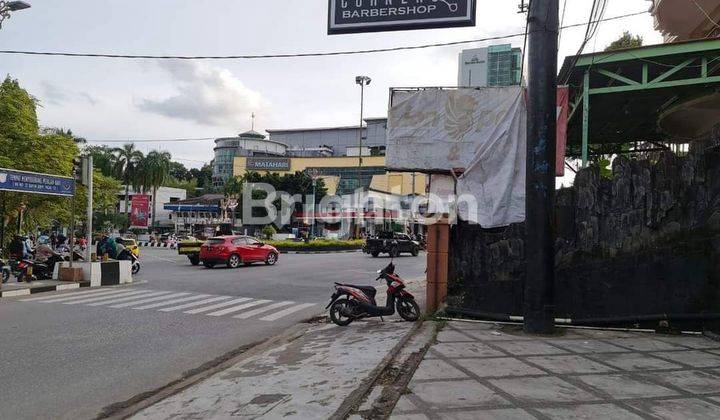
[0,281,92,298]
[138,243,177,249]
[329,321,425,420]
[278,249,362,254]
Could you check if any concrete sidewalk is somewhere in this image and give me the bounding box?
[391,320,720,420]
[129,320,415,419]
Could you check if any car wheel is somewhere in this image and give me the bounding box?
[203,262,215,269]
[227,254,241,269]
[189,255,200,266]
[265,252,278,266]
[411,246,419,257]
[371,251,380,258]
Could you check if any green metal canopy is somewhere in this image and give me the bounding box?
[558,38,720,166]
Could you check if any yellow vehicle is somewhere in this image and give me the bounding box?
[178,236,202,265]
[117,237,140,258]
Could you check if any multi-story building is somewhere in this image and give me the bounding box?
[458,44,522,87]
[649,0,720,42]
[266,118,387,157]
[212,130,287,187]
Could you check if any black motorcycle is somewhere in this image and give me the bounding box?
[326,262,421,326]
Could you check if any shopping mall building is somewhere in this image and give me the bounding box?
[209,118,426,237]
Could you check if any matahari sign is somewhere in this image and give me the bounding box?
[328,0,476,34]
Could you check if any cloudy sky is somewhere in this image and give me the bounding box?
[0,0,662,168]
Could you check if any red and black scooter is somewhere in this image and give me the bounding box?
[326,261,420,326]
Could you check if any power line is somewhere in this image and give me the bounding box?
[0,11,649,61]
[86,137,217,143]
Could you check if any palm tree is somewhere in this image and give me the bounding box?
[113,144,144,216]
[139,150,171,230]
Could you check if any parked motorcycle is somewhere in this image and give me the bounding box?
[326,261,420,326]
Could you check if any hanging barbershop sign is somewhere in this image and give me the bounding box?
[328,0,476,34]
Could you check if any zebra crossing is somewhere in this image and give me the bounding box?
[18,287,319,322]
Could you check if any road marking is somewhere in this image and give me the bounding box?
[233,301,294,319]
[87,291,170,306]
[133,294,212,310]
[63,290,149,305]
[157,296,233,312]
[206,300,271,317]
[259,303,318,322]
[183,297,252,314]
[109,292,189,308]
[21,288,123,302]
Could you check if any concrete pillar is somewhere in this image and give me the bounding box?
[425,216,449,314]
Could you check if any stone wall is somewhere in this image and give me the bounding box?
[447,139,720,319]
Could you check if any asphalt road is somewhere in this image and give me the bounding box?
[0,248,426,420]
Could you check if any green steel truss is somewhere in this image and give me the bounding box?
[565,39,720,167]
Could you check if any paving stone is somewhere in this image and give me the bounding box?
[590,352,682,371]
[489,376,597,404]
[574,329,644,339]
[460,357,546,378]
[610,337,686,351]
[549,339,629,354]
[653,335,720,350]
[525,355,617,375]
[437,329,477,343]
[447,321,497,331]
[430,342,505,359]
[490,340,568,356]
[576,374,679,400]
[389,414,431,420]
[412,359,469,381]
[644,369,720,394]
[409,380,508,409]
[627,397,720,420]
[463,330,535,341]
[537,403,644,420]
[438,408,537,420]
[392,395,417,413]
[651,350,720,368]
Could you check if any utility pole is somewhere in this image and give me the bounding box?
[85,155,94,262]
[524,0,558,334]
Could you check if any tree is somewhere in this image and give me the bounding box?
[188,164,213,191]
[84,145,118,178]
[605,31,643,52]
[113,144,144,217]
[169,161,191,182]
[0,76,79,245]
[139,150,171,230]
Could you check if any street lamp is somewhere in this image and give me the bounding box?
[0,1,31,29]
[308,169,320,239]
[355,76,371,191]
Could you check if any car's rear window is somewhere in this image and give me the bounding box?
[207,238,226,245]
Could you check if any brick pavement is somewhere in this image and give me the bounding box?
[391,320,720,419]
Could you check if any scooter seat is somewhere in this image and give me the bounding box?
[335,283,377,298]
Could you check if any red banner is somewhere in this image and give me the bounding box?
[556,86,569,177]
[130,195,150,229]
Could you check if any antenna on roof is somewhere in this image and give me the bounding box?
[251,112,256,131]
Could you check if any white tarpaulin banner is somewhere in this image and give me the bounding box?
[387,86,526,228]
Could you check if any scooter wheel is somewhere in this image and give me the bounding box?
[397,297,421,322]
[132,263,140,275]
[329,298,354,326]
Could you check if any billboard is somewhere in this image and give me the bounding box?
[328,0,476,34]
[0,168,75,197]
[130,195,150,229]
[247,157,291,171]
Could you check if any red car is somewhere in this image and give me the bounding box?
[199,236,279,269]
